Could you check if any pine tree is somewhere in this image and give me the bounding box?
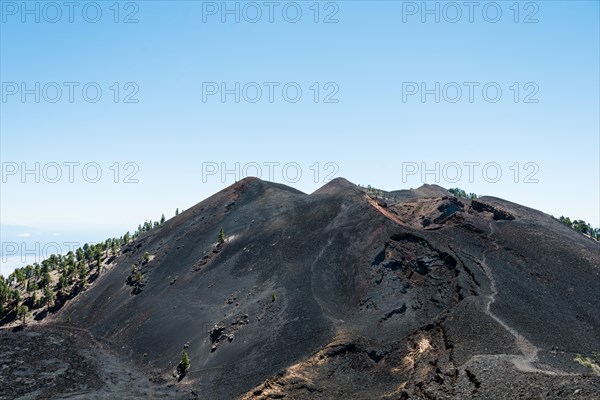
[43,286,55,311]
[218,228,225,245]
[180,349,192,375]
[178,349,191,377]
[17,304,29,325]
[42,271,52,287]
[95,251,102,273]
[58,274,69,292]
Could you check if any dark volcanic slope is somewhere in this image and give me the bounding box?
[55,178,600,399]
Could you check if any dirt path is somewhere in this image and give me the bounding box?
[366,194,580,377]
[463,221,577,376]
[51,324,182,399]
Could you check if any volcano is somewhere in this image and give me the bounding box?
[2,177,599,399]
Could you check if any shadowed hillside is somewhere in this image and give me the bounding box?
[2,177,599,399]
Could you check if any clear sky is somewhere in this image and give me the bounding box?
[1,0,599,276]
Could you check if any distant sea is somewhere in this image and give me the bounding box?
[1,224,128,278]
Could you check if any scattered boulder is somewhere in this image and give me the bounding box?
[470,200,515,221]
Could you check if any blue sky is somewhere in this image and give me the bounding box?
[1,0,599,276]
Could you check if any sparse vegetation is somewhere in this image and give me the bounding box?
[448,188,478,199]
[218,228,225,245]
[17,304,29,325]
[43,286,55,311]
[177,349,191,380]
[362,184,384,198]
[556,216,600,241]
[181,349,190,370]
[574,353,600,375]
[0,212,171,323]
[126,262,147,295]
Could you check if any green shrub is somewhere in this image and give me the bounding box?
[574,354,600,375]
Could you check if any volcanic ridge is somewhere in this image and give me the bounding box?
[1,177,599,400]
